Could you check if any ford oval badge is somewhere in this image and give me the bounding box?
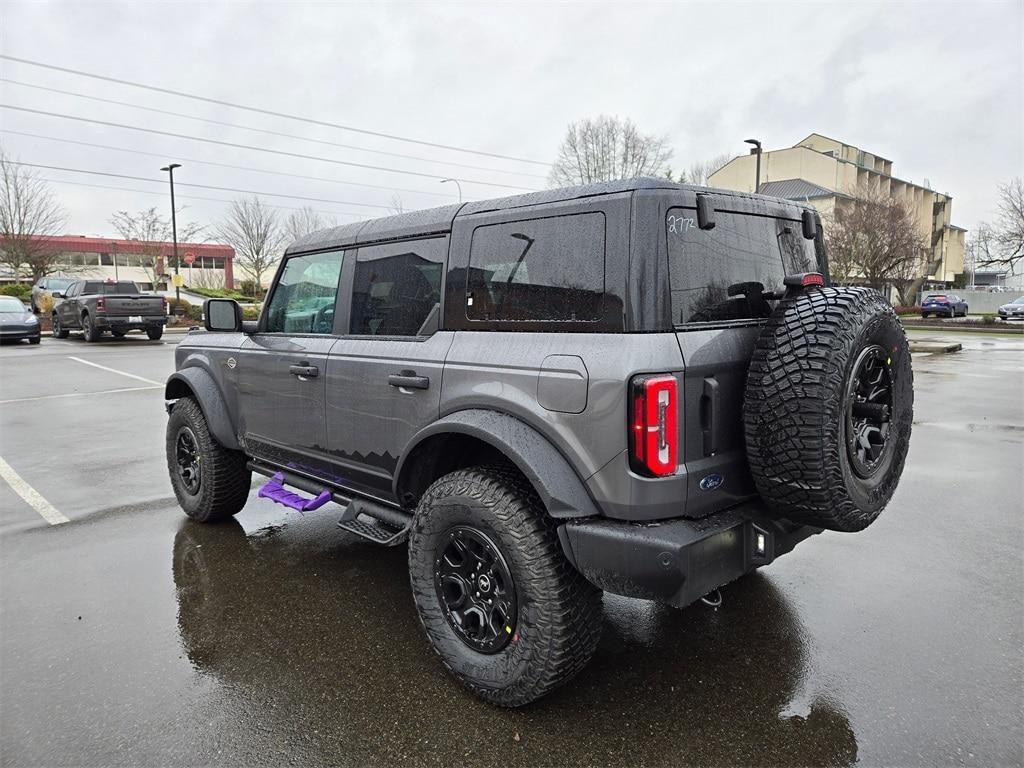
[700,473,724,491]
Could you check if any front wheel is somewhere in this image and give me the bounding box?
[166,397,251,522]
[52,313,69,339]
[408,466,603,707]
[147,326,164,341]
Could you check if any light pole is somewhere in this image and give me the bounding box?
[441,178,463,202]
[161,163,182,303]
[744,138,762,193]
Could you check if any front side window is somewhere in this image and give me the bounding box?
[349,237,445,336]
[667,208,823,326]
[264,250,344,334]
[466,213,605,323]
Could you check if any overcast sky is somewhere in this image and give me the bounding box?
[1,1,1021,242]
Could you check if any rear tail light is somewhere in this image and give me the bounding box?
[629,374,678,477]
[96,297,106,311]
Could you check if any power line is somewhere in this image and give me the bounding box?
[39,176,365,219]
[0,104,537,192]
[1,129,458,201]
[0,79,548,180]
[15,161,397,209]
[0,55,550,167]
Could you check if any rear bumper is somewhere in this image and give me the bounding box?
[558,502,821,608]
[94,315,168,329]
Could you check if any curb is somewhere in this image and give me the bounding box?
[909,341,962,354]
[901,323,1023,335]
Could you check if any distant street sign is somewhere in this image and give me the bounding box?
[171,274,185,288]
[183,252,195,265]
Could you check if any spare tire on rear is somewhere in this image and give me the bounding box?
[743,286,913,532]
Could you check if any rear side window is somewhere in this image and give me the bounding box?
[466,213,605,323]
[349,237,445,337]
[667,208,820,326]
[264,250,344,334]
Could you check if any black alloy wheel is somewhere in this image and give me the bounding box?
[175,426,202,495]
[844,344,893,479]
[434,525,517,653]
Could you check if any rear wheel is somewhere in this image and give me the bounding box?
[147,326,164,341]
[52,313,68,339]
[166,397,251,522]
[408,466,603,707]
[744,287,913,532]
[82,312,100,342]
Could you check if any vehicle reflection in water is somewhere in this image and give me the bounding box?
[173,516,857,767]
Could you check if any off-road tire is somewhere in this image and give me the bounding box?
[82,312,101,342]
[52,313,69,339]
[147,326,164,341]
[166,397,251,522]
[743,287,913,532]
[408,466,603,707]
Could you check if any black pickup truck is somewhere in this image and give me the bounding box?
[51,279,168,341]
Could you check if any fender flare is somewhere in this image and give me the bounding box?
[395,410,600,519]
[165,367,240,450]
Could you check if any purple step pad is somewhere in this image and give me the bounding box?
[257,473,332,512]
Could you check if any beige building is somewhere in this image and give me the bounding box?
[709,133,966,287]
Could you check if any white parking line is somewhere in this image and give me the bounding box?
[0,456,70,526]
[0,385,162,405]
[68,356,162,386]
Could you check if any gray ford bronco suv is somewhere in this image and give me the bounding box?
[165,179,913,706]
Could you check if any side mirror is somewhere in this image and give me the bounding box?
[696,194,716,230]
[801,209,818,240]
[51,291,64,298]
[204,298,242,332]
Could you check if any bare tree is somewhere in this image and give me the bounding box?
[976,178,1024,271]
[283,206,333,244]
[685,153,732,186]
[964,222,995,282]
[549,115,673,187]
[387,194,405,215]
[0,148,68,282]
[216,197,283,293]
[109,207,205,289]
[824,184,929,303]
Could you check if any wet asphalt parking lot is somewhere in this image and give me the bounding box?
[1,329,1022,767]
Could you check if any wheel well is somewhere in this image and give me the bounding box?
[165,378,195,402]
[396,433,513,509]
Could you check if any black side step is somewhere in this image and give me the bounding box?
[338,498,411,546]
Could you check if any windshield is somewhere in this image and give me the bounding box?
[48,278,74,289]
[1013,297,1024,305]
[0,297,26,312]
[83,281,140,295]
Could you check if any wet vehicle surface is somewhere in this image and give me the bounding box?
[1,332,1022,767]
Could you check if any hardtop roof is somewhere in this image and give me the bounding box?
[285,177,814,254]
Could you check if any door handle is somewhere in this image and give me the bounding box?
[701,377,720,456]
[388,371,429,390]
[289,364,319,378]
